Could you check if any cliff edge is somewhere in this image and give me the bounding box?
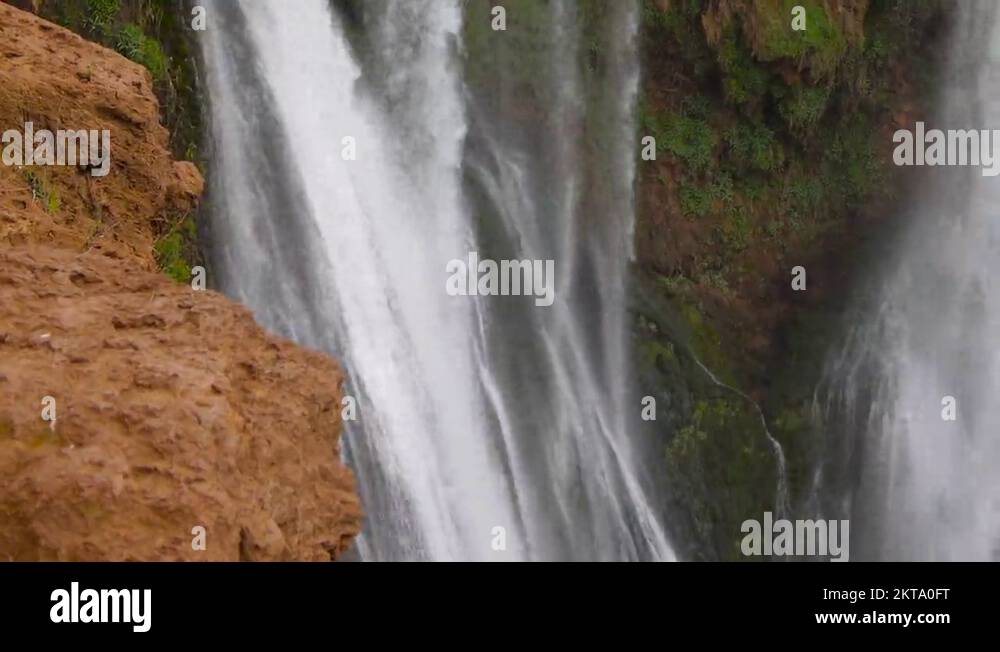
[0,3,362,560]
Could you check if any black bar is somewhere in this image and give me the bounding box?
[0,562,991,641]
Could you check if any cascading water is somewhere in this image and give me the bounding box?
[458,0,672,560]
[200,0,673,560]
[813,0,1000,561]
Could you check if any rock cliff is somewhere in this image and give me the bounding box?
[635,0,945,559]
[0,2,361,561]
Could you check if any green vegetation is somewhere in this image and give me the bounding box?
[754,0,849,77]
[40,0,202,161]
[679,183,712,218]
[665,396,780,560]
[658,113,717,172]
[115,22,167,82]
[717,28,771,107]
[84,0,120,35]
[679,302,735,385]
[639,338,677,370]
[35,0,206,282]
[781,172,823,222]
[154,214,196,284]
[636,0,943,282]
[113,21,143,59]
[725,121,784,172]
[22,170,61,214]
[637,0,945,558]
[718,207,753,254]
[780,85,832,135]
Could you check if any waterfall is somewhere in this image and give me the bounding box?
[199,0,673,560]
[813,0,1000,561]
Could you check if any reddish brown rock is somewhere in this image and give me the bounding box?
[0,248,362,561]
[0,4,362,560]
[0,2,198,266]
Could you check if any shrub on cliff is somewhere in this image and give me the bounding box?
[84,0,119,35]
[115,22,167,82]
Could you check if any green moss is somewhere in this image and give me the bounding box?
[755,0,849,77]
[717,29,772,107]
[680,303,737,385]
[725,121,785,172]
[718,206,753,253]
[641,0,672,31]
[681,93,712,120]
[656,274,695,297]
[823,113,883,207]
[665,396,780,560]
[710,172,735,206]
[655,112,718,172]
[781,85,832,135]
[22,170,61,214]
[640,339,678,372]
[637,0,945,560]
[679,183,713,218]
[47,189,62,214]
[782,171,823,220]
[644,0,715,76]
[154,214,196,283]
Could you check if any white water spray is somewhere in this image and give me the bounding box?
[815,0,1000,561]
[201,0,673,561]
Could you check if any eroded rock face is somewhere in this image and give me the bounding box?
[0,248,362,561]
[0,1,201,265]
[0,4,361,560]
